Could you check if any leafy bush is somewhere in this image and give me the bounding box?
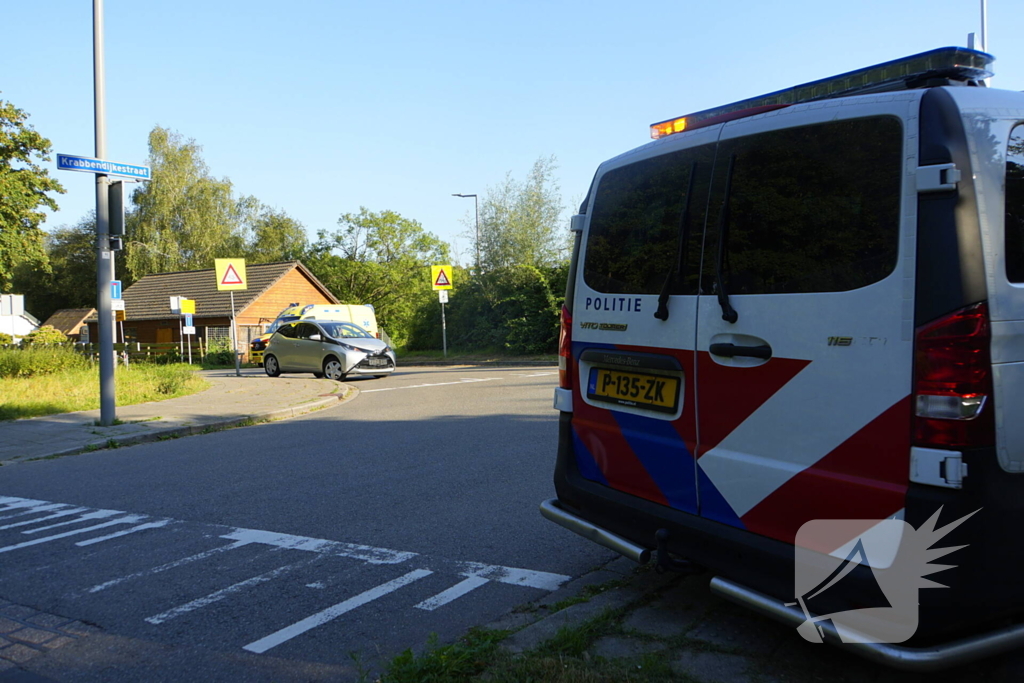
[20,325,71,347]
[203,350,235,366]
[0,346,89,378]
[0,332,13,346]
[407,265,558,354]
[151,348,182,365]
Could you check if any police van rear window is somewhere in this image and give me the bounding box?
[708,116,902,295]
[1006,124,1024,283]
[584,143,715,295]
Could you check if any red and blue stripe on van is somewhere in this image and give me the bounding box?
[571,341,909,544]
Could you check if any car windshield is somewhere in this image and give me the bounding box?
[268,316,300,333]
[321,322,372,339]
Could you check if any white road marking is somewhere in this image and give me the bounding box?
[243,569,434,654]
[2,496,572,642]
[0,516,145,554]
[87,539,253,593]
[221,528,416,565]
[145,555,324,625]
[450,561,569,591]
[0,507,89,530]
[22,509,124,534]
[76,520,173,546]
[359,377,502,394]
[0,503,71,522]
[415,576,489,611]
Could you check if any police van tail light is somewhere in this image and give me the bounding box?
[558,305,573,390]
[913,302,995,449]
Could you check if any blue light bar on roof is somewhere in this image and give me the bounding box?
[651,46,995,139]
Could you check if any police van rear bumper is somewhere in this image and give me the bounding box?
[711,576,1024,672]
[542,491,1024,670]
[549,412,1024,654]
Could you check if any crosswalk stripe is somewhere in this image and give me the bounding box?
[0,516,144,554]
[86,539,252,594]
[145,555,325,625]
[415,576,490,611]
[243,569,434,654]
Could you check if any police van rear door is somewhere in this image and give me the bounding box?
[570,127,717,515]
[693,95,919,543]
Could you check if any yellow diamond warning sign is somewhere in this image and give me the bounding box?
[215,258,247,291]
[431,265,453,290]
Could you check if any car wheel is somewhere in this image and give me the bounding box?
[264,355,281,377]
[323,357,346,381]
[313,372,324,378]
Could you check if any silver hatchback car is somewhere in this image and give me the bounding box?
[263,320,396,381]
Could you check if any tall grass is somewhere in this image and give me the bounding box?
[0,361,208,421]
[0,346,89,378]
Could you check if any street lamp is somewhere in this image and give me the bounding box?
[452,193,479,271]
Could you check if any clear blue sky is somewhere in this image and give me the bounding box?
[5,1,1022,266]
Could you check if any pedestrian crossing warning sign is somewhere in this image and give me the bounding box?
[215,258,248,291]
[431,265,453,290]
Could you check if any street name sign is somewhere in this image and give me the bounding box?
[57,154,151,180]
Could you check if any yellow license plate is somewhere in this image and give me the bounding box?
[588,368,680,413]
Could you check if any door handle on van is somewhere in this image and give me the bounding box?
[709,343,772,359]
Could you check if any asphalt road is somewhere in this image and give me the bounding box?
[0,365,615,681]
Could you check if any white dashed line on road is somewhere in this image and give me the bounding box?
[0,495,573,656]
[359,377,502,394]
[87,539,253,594]
[0,515,145,554]
[243,569,434,654]
[415,575,490,611]
[145,555,326,625]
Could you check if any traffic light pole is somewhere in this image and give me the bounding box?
[94,0,116,426]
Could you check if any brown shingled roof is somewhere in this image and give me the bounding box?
[107,261,337,321]
[42,308,96,335]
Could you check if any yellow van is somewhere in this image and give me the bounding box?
[250,304,379,365]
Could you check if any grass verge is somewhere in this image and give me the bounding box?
[0,364,208,420]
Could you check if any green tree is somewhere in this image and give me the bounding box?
[407,265,558,354]
[239,198,308,264]
[476,155,566,271]
[0,97,65,292]
[125,126,241,280]
[19,213,98,321]
[305,208,449,345]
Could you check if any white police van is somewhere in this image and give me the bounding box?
[542,47,1024,669]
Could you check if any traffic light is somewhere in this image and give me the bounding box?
[108,181,125,251]
[109,181,125,237]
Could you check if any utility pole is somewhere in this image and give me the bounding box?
[94,0,116,426]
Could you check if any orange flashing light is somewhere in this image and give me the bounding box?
[651,117,687,139]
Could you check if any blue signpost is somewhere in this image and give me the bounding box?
[57,154,151,180]
[111,280,122,300]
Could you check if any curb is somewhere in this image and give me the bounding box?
[5,386,355,464]
[482,556,680,653]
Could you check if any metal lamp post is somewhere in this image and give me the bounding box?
[452,193,479,271]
